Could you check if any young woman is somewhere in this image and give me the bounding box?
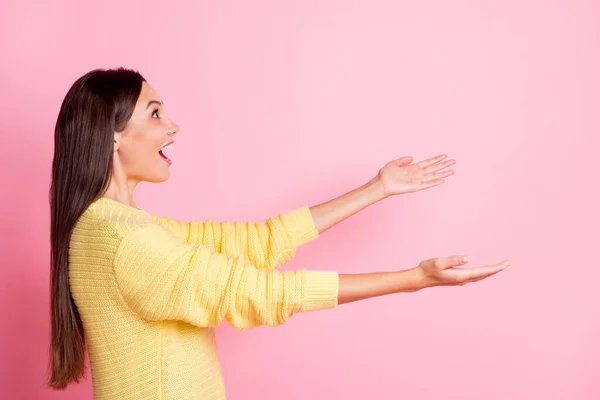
[49,67,510,399]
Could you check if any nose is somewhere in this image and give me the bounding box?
[167,120,179,136]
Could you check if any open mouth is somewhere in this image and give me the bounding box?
[159,142,173,164]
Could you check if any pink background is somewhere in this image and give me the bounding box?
[1,0,599,399]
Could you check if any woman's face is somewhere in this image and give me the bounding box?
[114,81,179,183]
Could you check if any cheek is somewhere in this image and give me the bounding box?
[120,135,160,166]
[141,140,161,163]
[145,125,167,146]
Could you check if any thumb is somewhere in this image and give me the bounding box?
[395,156,413,166]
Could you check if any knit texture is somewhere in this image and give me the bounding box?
[68,197,339,399]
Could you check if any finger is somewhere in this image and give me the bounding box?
[463,268,505,284]
[424,159,456,173]
[434,255,469,270]
[395,156,414,166]
[414,179,445,191]
[423,170,454,182]
[452,261,511,283]
[462,261,511,283]
[418,154,447,168]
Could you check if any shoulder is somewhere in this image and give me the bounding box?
[82,197,165,237]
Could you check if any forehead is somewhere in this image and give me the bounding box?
[136,81,162,106]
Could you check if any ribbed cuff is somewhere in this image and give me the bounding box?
[280,206,319,247]
[302,271,339,312]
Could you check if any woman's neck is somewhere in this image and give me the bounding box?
[102,167,139,208]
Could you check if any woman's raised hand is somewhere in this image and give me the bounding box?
[377,154,456,197]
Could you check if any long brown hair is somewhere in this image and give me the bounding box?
[48,67,145,389]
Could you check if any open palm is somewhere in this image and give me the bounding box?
[378,154,456,196]
[416,255,511,287]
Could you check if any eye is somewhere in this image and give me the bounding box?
[152,109,161,119]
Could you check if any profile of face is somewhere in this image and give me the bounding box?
[113,82,179,183]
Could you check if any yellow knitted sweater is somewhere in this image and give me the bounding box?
[68,197,339,399]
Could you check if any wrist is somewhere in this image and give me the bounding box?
[364,175,388,202]
[408,267,430,291]
[389,268,427,293]
[409,268,430,291]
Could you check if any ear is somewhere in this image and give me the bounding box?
[113,132,121,152]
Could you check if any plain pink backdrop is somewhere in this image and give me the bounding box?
[1,0,599,399]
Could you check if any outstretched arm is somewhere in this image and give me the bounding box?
[113,225,511,330]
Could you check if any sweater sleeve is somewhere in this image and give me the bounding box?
[151,206,318,270]
[113,223,337,329]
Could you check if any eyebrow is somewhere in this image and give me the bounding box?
[145,100,163,110]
